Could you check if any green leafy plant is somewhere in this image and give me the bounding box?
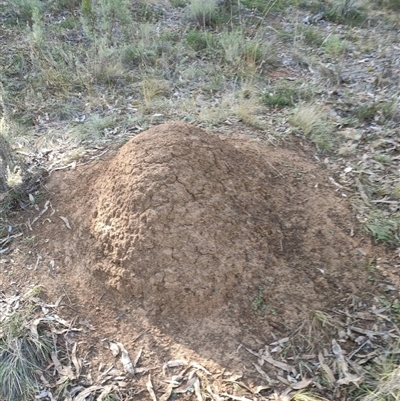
[250,285,267,313]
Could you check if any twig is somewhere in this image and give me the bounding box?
[132,329,150,344]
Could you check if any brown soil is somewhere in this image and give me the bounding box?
[1,122,378,385]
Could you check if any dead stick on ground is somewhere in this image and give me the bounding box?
[355,178,370,206]
[132,329,150,344]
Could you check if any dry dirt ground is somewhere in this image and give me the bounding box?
[0,122,394,398]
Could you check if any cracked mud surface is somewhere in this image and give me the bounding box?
[92,122,279,316]
[88,122,372,323]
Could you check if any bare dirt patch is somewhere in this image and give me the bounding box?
[1,122,379,391]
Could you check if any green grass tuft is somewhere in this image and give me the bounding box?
[186,0,219,26]
[262,81,313,108]
[186,29,215,51]
[0,302,53,401]
[366,210,400,244]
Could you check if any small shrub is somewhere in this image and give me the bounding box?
[58,16,78,29]
[242,40,265,64]
[90,45,126,84]
[74,114,118,142]
[298,0,324,12]
[0,109,27,195]
[241,0,269,12]
[52,0,81,13]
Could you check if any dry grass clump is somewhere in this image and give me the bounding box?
[187,0,218,26]
[359,340,400,401]
[219,29,275,73]
[142,78,170,111]
[290,103,336,150]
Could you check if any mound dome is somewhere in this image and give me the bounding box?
[91,122,275,315]
[90,122,366,320]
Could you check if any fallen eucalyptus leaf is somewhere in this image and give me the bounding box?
[116,342,135,375]
[146,374,158,401]
[59,216,72,229]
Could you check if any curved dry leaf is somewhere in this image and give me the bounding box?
[290,377,313,390]
[191,362,211,375]
[51,352,75,380]
[260,354,295,374]
[206,385,223,401]
[193,376,203,401]
[176,376,197,393]
[31,200,51,225]
[318,352,335,385]
[160,383,175,401]
[163,359,188,370]
[116,342,135,375]
[220,393,254,401]
[74,386,103,401]
[71,342,82,377]
[146,374,158,401]
[253,363,272,384]
[59,216,72,229]
[97,385,115,401]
